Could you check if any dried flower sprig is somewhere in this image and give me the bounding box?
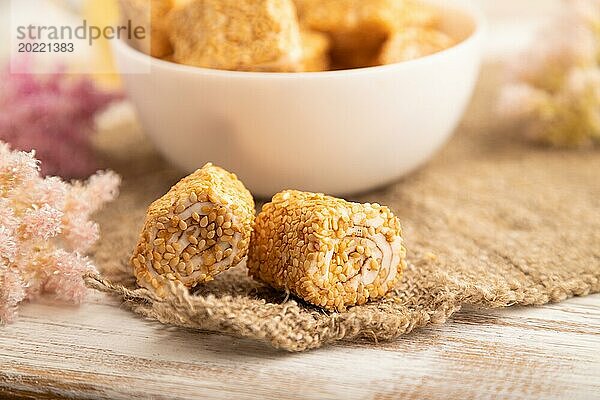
[0,142,120,324]
[498,0,600,148]
[0,61,122,178]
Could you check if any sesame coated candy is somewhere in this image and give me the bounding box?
[118,0,174,58]
[167,0,303,72]
[294,0,440,68]
[131,163,255,296]
[247,190,407,312]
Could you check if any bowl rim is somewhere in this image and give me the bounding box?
[113,0,487,79]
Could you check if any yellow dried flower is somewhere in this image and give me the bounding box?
[499,0,600,148]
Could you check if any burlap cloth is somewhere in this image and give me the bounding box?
[86,66,600,351]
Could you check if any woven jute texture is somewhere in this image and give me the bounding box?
[86,67,600,351]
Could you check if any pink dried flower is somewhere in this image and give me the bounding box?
[0,269,25,324]
[0,144,39,194]
[0,142,120,323]
[0,226,18,263]
[66,170,121,217]
[61,170,121,253]
[0,198,19,231]
[25,176,69,211]
[21,204,64,241]
[84,170,122,210]
[0,61,122,178]
[61,216,100,254]
[39,250,96,304]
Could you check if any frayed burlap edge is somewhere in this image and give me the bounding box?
[83,261,599,352]
[83,271,460,352]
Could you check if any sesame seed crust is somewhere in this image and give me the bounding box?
[167,0,303,72]
[300,29,331,72]
[294,0,441,68]
[378,27,455,64]
[119,0,174,58]
[131,163,254,297]
[247,190,407,312]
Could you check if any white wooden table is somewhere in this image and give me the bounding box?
[1,293,599,399]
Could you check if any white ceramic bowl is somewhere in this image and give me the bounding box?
[113,0,485,197]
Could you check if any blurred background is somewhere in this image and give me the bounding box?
[0,0,568,180]
[0,0,562,66]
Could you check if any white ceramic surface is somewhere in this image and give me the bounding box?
[113,0,485,197]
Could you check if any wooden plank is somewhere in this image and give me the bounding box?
[1,294,598,400]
